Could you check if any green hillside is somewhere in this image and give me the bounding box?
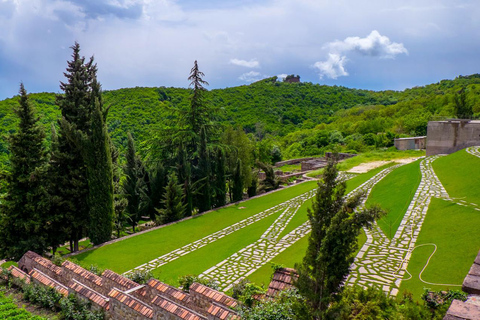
[1,74,480,166]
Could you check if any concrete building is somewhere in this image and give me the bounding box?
[426,120,480,156]
[394,136,426,151]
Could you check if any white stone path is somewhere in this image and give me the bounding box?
[466,146,480,158]
[200,165,401,291]
[345,156,452,296]
[123,188,317,277]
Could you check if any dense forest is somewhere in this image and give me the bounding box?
[1,74,480,169]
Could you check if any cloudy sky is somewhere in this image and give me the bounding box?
[0,0,479,99]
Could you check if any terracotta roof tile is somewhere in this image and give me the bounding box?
[68,279,110,310]
[32,255,63,276]
[62,260,103,286]
[8,266,31,284]
[266,268,298,298]
[207,302,239,320]
[147,278,190,302]
[190,283,238,308]
[102,269,138,290]
[151,295,204,320]
[29,268,68,296]
[108,287,153,318]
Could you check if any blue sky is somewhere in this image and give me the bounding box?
[0,0,479,99]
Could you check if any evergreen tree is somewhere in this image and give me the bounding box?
[123,132,146,233]
[213,148,227,207]
[143,162,166,220]
[454,88,473,119]
[256,161,279,192]
[157,172,186,224]
[196,126,211,212]
[52,42,96,252]
[177,144,193,216]
[295,157,384,319]
[232,158,243,202]
[0,84,48,260]
[247,171,258,198]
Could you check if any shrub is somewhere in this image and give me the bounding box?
[178,275,219,292]
[125,270,154,285]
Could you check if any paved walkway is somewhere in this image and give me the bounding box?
[466,146,480,158]
[200,165,400,291]
[345,156,450,296]
[123,189,317,276]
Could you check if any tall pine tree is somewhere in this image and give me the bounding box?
[232,158,243,202]
[156,172,186,224]
[213,148,227,208]
[52,42,95,252]
[0,84,49,260]
[295,157,384,319]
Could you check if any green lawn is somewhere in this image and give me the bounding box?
[433,149,480,204]
[366,160,422,239]
[73,181,318,272]
[400,198,480,299]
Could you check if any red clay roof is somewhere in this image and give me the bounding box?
[108,287,153,318]
[148,278,190,302]
[207,302,239,320]
[68,279,110,310]
[190,283,238,308]
[151,295,204,320]
[62,260,103,286]
[266,268,298,298]
[32,255,63,276]
[102,269,138,290]
[8,266,31,284]
[29,268,68,296]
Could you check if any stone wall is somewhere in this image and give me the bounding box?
[426,120,480,156]
[394,136,426,150]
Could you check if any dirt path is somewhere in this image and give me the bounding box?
[347,157,421,174]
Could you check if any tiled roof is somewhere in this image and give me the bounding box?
[62,260,103,286]
[108,287,153,318]
[32,255,63,276]
[102,269,138,290]
[266,268,298,298]
[24,251,41,260]
[148,278,190,302]
[8,266,31,284]
[29,268,68,296]
[151,295,204,320]
[190,283,238,308]
[68,279,110,310]
[207,302,239,320]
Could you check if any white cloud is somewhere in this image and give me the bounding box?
[326,30,408,58]
[230,58,260,68]
[313,54,348,79]
[314,30,408,79]
[239,71,262,82]
[277,73,288,80]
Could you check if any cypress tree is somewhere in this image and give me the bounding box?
[143,162,166,220]
[232,158,243,202]
[123,132,146,232]
[213,148,227,207]
[247,171,258,198]
[295,157,384,319]
[157,172,186,224]
[52,42,95,252]
[197,126,211,212]
[0,84,48,260]
[177,144,193,216]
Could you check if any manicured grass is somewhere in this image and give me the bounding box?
[366,160,422,239]
[73,181,318,272]
[400,198,480,299]
[344,162,396,192]
[277,163,301,172]
[246,229,367,288]
[0,261,18,268]
[155,210,283,286]
[433,149,480,204]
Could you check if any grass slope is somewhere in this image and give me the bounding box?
[73,181,317,272]
[366,160,422,239]
[433,149,480,204]
[400,198,480,299]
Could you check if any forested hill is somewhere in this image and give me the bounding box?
[1,74,480,164]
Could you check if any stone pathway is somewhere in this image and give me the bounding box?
[123,189,317,277]
[200,165,400,291]
[466,146,480,158]
[345,156,451,296]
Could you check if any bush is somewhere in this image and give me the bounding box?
[178,275,219,292]
[125,269,154,284]
[60,294,105,320]
[23,283,62,311]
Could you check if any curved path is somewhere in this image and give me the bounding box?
[345,156,450,296]
[200,165,401,291]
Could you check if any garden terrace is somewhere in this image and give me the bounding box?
[29,268,68,296]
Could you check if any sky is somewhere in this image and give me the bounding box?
[0,0,479,99]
